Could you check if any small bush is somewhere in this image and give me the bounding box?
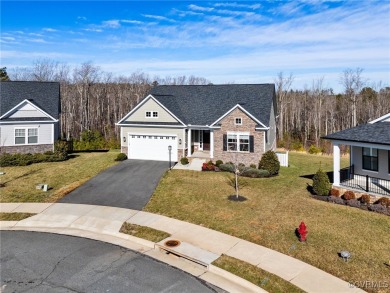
[308,145,321,154]
[346,199,361,208]
[180,157,189,165]
[219,163,235,173]
[207,160,214,165]
[359,194,371,204]
[202,162,215,171]
[329,188,340,197]
[290,141,305,152]
[0,152,67,167]
[328,196,345,205]
[342,190,356,200]
[368,204,389,215]
[54,140,69,158]
[115,153,127,161]
[312,168,331,196]
[215,160,223,167]
[258,150,280,176]
[240,168,270,178]
[375,197,390,207]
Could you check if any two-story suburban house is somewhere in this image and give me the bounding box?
[117,84,277,166]
[0,81,61,154]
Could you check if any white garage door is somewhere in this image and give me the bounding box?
[128,134,178,161]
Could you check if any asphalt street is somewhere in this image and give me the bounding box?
[0,231,220,293]
[59,159,168,210]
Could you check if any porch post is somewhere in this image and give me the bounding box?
[333,143,340,186]
[210,130,214,159]
[187,129,192,157]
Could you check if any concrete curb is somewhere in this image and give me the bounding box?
[1,223,267,293]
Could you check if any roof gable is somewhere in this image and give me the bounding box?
[1,99,57,121]
[0,81,60,120]
[210,104,268,128]
[149,84,276,126]
[117,95,185,126]
[369,112,390,124]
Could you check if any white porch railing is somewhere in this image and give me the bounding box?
[276,151,289,167]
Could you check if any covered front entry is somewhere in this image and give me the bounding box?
[128,133,178,161]
[191,130,210,151]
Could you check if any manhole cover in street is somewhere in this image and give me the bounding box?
[164,240,181,247]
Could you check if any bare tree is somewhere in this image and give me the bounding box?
[275,72,294,141]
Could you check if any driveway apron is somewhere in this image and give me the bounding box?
[59,159,168,210]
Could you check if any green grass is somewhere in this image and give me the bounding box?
[0,152,119,202]
[119,222,171,242]
[213,255,304,293]
[0,212,36,221]
[144,152,390,292]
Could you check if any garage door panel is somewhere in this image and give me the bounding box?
[128,134,178,161]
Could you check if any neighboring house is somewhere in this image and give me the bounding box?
[323,113,390,196]
[117,84,277,166]
[0,81,61,154]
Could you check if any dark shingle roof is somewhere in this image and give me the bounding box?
[0,81,60,119]
[322,122,390,146]
[121,121,183,126]
[149,84,276,126]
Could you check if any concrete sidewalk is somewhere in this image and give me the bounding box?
[1,203,363,293]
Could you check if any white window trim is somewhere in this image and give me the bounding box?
[145,111,159,118]
[14,127,39,145]
[235,117,242,125]
[227,131,250,153]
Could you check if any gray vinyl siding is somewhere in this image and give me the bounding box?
[351,146,390,180]
[126,98,179,123]
[121,126,185,150]
[0,123,54,146]
[8,103,48,118]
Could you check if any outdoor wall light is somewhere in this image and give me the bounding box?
[179,138,182,145]
[123,137,126,143]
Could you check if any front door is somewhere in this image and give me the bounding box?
[203,131,210,150]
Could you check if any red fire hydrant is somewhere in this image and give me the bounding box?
[298,221,307,242]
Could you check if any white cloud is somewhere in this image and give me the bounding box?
[188,4,214,12]
[214,2,261,10]
[43,28,58,32]
[27,38,47,43]
[121,19,143,25]
[102,20,121,28]
[142,14,175,22]
[84,28,103,32]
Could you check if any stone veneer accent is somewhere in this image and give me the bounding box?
[0,144,53,154]
[121,146,128,156]
[213,108,265,166]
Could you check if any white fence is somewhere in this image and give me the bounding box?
[276,151,289,167]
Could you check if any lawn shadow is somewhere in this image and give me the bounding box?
[67,154,80,159]
[72,150,109,153]
[227,195,247,202]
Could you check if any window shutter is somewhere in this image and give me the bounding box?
[223,134,227,151]
[249,135,254,152]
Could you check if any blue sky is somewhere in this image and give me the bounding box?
[1,1,389,92]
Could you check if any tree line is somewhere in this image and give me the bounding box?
[3,60,390,152]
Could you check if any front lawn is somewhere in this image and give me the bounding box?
[0,152,119,202]
[145,152,390,292]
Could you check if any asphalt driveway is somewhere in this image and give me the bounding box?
[59,159,169,210]
[0,231,219,293]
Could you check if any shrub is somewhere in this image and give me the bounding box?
[359,194,371,204]
[258,150,280,176]
[328,196,345,205]
[115,153,127,161]
[54,140,69,158]
[346,199,361,208]
[290,141,305,152]
[375,197,390,208]
[73,130,107,151]
[0,151,67,167]
[312,168,331,196]
[240,168,270,178]
[215,160,223,167]
[342,190,356,200]
[249,164,257,169]
[219,163,235,173]
[368,204,389,215]
[180,157,189,165]
[202,162,215,171]
[207,160,214,165]
[329,188,340,197]
[308,145,321,154]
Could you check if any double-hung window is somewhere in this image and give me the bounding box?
[15,129,26,144]
[362,147,378,171]
[15,128,38,145]
[227,133,250,153]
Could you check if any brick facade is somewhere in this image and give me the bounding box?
[0,144,53,154]
[213,108,265,166]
